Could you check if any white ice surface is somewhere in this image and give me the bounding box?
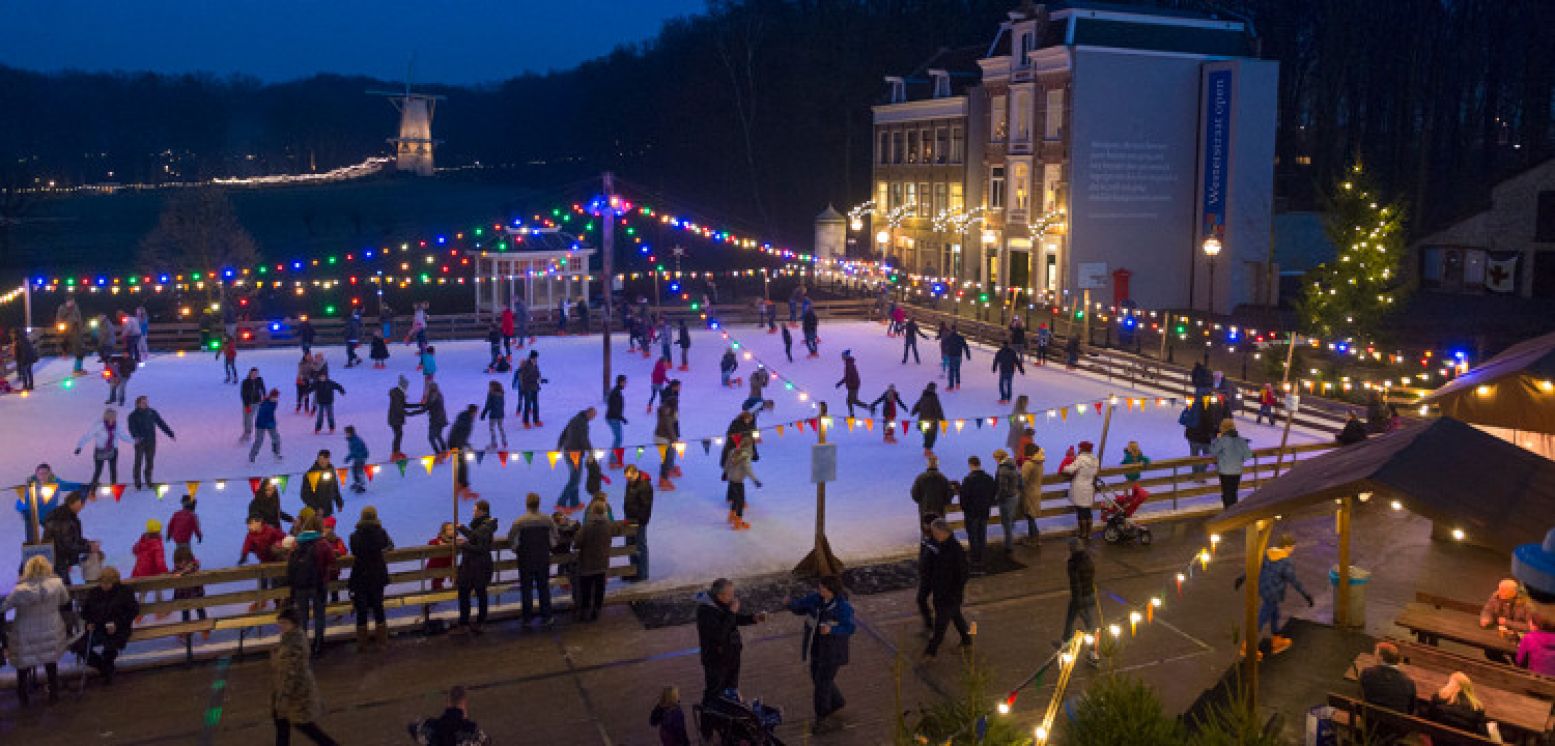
[0,319,1321,593]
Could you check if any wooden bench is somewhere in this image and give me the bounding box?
[1388,637,1555,702]
[1418,591,1489,617]
[1397,602,1520,658]
[1326,692,1500,745]
[1346,653,1554,738]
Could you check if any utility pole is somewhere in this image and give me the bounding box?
[602,172,616,402]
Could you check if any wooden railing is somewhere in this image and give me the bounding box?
[73,527,639,663]
[937,441,1333,534]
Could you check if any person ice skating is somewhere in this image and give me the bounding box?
[386,376,417,457]
[1256,384,1280,425]
[801,305,820,357]
[42,486,95,584]
[239,516,287,570]
[477,380,507,450]
[1032,323,1051,365]
[3,556,72,704]
[408,685,492,746]
[448,404,479,499]
[655,316,672,361]
[676,319,691,370]
[872,383,909,442]
[993,449,1024,553]
[1058,538,1102,665]
[295,316,317,358]
[300,450,344,518]
[127,395,175,490]
[651,687,691,746]
[740,365,772,414]
[922,519,972,659]
[167,493,203,551]
[1061,440,1099,541]
[1004,396,1031,452]
[104,353,134,405]
[649,355,671,411]
[719,346,738,387]
[910,456,952,517]
[419,345,439,386]
[901,317,928,364]
[131,518,169,610]
[835,350,869,417]
[452,500,498,635]
[310,372,345,435]
[654,403,679,491]
[121,310,143,363]
[294,354,316,414]
[513,297,531,347]
[1234,533,1312,656]
[622,465,654,581]
[781,324,794,362]
[77,565,139,685]
[247,479,293,531]
[508,492,558,627]
[991,340,1026,404]
[1008,316,1026,351]
[556,407,596,510]
[1181,395,1222,479]
[409,302,430,352]
[910,382,945,455]
[270,607,341,744]
[1065,332,1082,368]
[722,433,761,531]
[606,374,628,467]
[369,332,389,369]
[344,426,369,494]
[941,325,971,390]
[499,303,516,357]
[348,505,393,652]
[286,514,336,657]
[77,407,134,489]
[515,350,545,428]
[56,297,86,375]
[422,381,449,453]
[343,309,362,368]
[785,576,856,727]
[377,301,394,340]
[11,328,37,391]
[957,456,996,570]
[1210,419,1253,508]
[237,366,267,442]
[219,333,239,382]
[575,502,613,621]
[695,578,767,705]
[555,296,569,335]
[888,303,905,336]
[483,321,503,373]
[576,295,592,334]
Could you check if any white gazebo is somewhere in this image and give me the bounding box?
[473,227,597,319]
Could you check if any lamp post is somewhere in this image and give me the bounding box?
[1202,236,1222,315]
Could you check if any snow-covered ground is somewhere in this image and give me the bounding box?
[0,319,1322,593]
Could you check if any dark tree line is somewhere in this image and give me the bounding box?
[2,0,1552,253]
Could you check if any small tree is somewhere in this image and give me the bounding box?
[138,188,261,301]
[1056,672,1184,746]
[1297,162,1407,341]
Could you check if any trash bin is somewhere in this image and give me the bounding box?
[1329,566,1371,627]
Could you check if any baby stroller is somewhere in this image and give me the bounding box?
[694,690,785,745]
[1098,480,1152,546]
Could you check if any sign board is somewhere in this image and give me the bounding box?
[810,443,837,484]
[1200,68,1233,240]
[1286,393,1301,414]
[20,542,54,570]
[1077,262,1109,289]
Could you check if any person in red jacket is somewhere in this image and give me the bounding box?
[132,518,170,613]
[500,305,516,359]
[166,494,203,551]
[321,516,348,603]
[238,515,287,610]
[426,522,456,591]
[648,356,672,413]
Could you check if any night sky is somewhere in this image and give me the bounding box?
[0,0,706,84]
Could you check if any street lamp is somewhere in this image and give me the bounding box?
[1202,236,1222,315]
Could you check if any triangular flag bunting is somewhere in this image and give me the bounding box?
[809,418,820,431]
[795,420,805,433]
[975,418,984,429]
[421,456,436,475]
[864,418,874,432]
[498,450,509,466]
[156,484,169,499]
[954,419,965,433]
[110,484,126,502]
[939,420,948,434]
[336,468,350,485]
[902,419,911,433]
[730,433,742,447]
[656,444,668,461]
[475,450,486,466]
[612,447,624,465]
[274,475,290,494]
[395,458,408,476]
[1060,407,1069,422]
[12,486,25,503]
[1094,401,1104,414]
[186,481,201,499]
[306,472,322,492]
[674,442,687,457]
[248,477,263,494]
[569,451,582,469]
[775,425,785,436]
[845,417,855,432]
[547,452,561,469]
[522,451,535,465]
[634,446,645,460]
[366,465,378,482]
[701,439,713,455]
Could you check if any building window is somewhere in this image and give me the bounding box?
[991,95,1007,142]
[918,182,930,216]
[892,131,904,164]
[935,127,949,165]
[904,182,917,214]
[907,130,919,164]
[921,127,934,164]
[878,131,889,165]
[1538,191,1555,242]
[890,181,904,210]
[1044,88,1065,140]
[989,166,1006,209]
[1016,31,1034,67]
[1012,90,1031,143]
[950,182,965,211]
[876,181,889,214]
[1013,163,1030,212]
[934,183,948,216]
[1042,163,1062,212]
[950,126,965,163]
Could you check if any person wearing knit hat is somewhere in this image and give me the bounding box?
[1209,418,1253,509]
[132,517,170,609]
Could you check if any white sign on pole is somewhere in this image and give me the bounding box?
[811,443,837,484]
[1077,262,1109,289]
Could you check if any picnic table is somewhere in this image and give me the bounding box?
[1348,653,1555,738]
[1396,601,1520,657]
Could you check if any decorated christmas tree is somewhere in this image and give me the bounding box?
[1297,162,1407,341]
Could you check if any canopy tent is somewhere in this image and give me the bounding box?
[1208,416,1555,553]
[1419,331,1555,436]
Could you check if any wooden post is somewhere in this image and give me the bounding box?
[1272,392,1299,478]
[450,447,460,585]
[602,172,615,403]
[1081,288,1092,347]
[1336,496,1353,627]
[1243,519,1273,708]
[1095,400,1116,463]
[1158,313,1171,362]
[795,403,843,578]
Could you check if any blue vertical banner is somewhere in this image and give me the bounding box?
[1200,68,1233,240]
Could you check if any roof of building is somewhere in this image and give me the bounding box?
[1066,14,1253,56]
[1420,330,1555,434]
[877,45,985,106]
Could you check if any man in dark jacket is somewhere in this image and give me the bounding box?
[297,317,316,356]
[801,307,820,357]
[911,383,946,455]
[556,407,596,510]
[1360,642,1417,714]
[454,500,498,635]
[605,374,628,468]
[300,450,344,518]
[923,519,971,658]
[695,578,765,704]
[311,373,346,434]
[574,503,613,622]
[79,566,139,683]
[127,395,175,490]
[622,465,654,581]
[941,326,972,390]
[387,376,420,457]
[910,457,953,517]
[240,367,266,442]
[916,512,940,630]
[508,492,558,627]
[408,685,491,745]
[43,491,93,584]
[1184,397,1222,477]
[901,317,927,364]
[785,575,855,725]
[1060,537,1101,665]
[957,457,997,570]
[991,342,1026,404]
[448,405,478,497]
[343,310,362,368]
[348,506,394,651]
[12,328,38,391]
[835,350,869,417]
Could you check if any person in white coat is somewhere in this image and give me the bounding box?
[75,407,135,490]
[1060,440,1100,542]
[1209,418,1254,508]
[2,556,74,704]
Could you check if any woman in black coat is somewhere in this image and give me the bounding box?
[78,566,139,684]
[348,506,394,651]
[453,500,497,634]
[247,479,292,529]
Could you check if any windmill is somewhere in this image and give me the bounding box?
[368,65,445,177]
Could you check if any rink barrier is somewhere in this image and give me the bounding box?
[890,302,1361,436]
[936,441,1332,536]
[20,298,874,358]
[72,526,640,665]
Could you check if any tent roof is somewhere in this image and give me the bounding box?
[1206,417,1555,553]
[1420,331,1555,433]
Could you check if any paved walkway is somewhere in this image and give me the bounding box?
[0,505,1512,744]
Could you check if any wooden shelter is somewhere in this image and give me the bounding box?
[1420,331,1555,458]
[472,228,595,321]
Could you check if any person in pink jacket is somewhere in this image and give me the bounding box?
[132,518,169,611]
